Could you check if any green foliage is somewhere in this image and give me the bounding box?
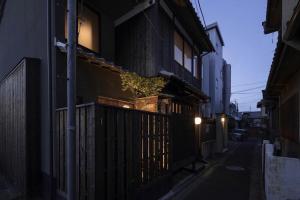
[120,72,166,98]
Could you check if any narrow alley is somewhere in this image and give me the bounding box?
[1,0,300,199]
[173,138,263,200]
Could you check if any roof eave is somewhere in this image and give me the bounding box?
[284,1,300,41]
[205,22,225,46]
[164,0,214,52]
[159,70,210,101]
[264,0,281,34]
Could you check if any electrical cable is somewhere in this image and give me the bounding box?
[231,85,265,93]
[196,0,207,29]
[232,81,266,87]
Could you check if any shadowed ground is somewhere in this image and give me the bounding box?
[179,138,262,200]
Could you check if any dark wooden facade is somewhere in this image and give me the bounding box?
[0,0,212,199]
[115,2,205,89]
[0,58,40,196]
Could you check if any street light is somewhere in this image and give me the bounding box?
[195,117,202,125]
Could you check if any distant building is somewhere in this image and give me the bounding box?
[202,23,231,118]
[257,93,269,118]
[228,102,240,131]
[229,102,239,118]
[239,111,264,128]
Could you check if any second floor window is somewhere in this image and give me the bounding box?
[174,31,183,65]
[65,5,100,53]
[174,31,199,75]
[184,41,192,72]
[193,55,199,78]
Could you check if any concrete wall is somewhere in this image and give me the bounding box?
[264,143,300,200]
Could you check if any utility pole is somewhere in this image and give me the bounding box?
[66,0,77,199]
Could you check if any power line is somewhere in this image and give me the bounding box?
[232,81,266,87]
[233,95,261,102]
[233,98,261,103]
[232,91,262,95]
[236,98,261,103]
[231,85,265,94]
[232,92,262,95]
[234,98,260,104]
[196,0,207,28]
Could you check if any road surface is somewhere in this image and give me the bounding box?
[178,138,262,200]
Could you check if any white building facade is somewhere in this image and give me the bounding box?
[202,23,231,118]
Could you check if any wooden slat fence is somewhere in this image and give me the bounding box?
[55,103,171,200]
[0,58,40,195]
[171,113,196,171]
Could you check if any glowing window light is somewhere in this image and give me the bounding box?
[65,6,100,52]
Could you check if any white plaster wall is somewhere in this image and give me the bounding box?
[202,54,210,96]
[202,27,224,117]
[202,54,212,117]
[264,144,300,200]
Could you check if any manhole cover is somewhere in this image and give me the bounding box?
[225,165,245,171]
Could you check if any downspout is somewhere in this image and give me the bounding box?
[66,0,77,199]
[47,0,56,199]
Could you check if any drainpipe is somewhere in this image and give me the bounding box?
[47,0,55,199]
[66,0,77,199]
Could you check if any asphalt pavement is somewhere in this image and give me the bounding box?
[174,138,262,200]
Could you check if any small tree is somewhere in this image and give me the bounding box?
[120,72,166,98]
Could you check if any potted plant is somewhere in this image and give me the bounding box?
[120,72,166,112]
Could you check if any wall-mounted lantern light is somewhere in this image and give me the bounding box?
[195,117,202,125]
[221,117,225,123]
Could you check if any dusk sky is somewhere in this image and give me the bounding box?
[193,0,277,111]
